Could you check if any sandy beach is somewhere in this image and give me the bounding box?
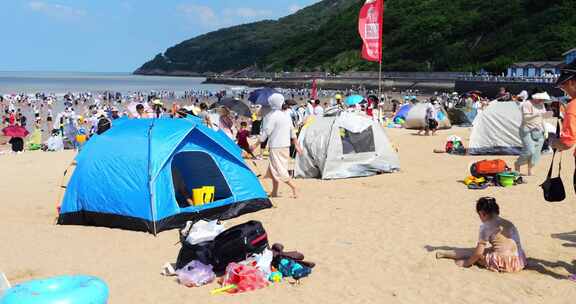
[1,126,575,303]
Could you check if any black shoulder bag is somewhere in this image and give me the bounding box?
[541,121,566,202]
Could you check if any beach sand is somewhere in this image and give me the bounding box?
[1,127,575,303]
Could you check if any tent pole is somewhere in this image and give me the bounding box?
[148,121,158,236]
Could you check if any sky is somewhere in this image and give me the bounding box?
[0,0,320,72]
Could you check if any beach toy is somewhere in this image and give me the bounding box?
[202,186,215,203]
[269,271,282,283]
[192,186,215,206]
[192,188,206,206]
[278,258,312,280]
[0,275,109,304]
[75,134,87,144]
[210,285,236,295]
[498,173,516,187]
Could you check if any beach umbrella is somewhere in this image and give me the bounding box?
[345,95,365,106]
[211,97,252,117]
[2,125,29,138]
[248,88,279,106]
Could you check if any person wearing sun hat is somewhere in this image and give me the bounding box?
[551,61,576,154]
[550,61,576,283]
[514,89,553,176]
[254,93,302,198]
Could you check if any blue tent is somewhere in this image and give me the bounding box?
[57,118,271,234]
[393,104,412,121]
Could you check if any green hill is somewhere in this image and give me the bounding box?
[135,0,576,75]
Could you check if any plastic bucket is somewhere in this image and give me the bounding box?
[498,173,515,187]
[203,186,215,203]
[192,188,205,206]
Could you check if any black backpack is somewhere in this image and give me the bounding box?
[96,118,111,135]
[175,240,215,270]
[211,221,268,272]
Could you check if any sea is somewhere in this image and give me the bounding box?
[0,71,230,95]
[0,72,238,140]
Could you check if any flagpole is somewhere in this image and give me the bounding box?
[378,0,384,100]
[378,60,382,99]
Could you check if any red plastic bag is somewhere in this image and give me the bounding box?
[223,263,268,293]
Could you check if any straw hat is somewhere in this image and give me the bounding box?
[532,92,551,101]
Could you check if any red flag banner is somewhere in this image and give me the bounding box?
[311,79,318,99]
[358,0,384,63]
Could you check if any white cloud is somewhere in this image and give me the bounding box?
[178,4,219,27]
[178,4,277,29]
[223,8,273,19]
[288,4,302,14]
[28,1,86,19]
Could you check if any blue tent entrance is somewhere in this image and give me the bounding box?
[57,118,271,234]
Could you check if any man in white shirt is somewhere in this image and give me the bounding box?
[418,101,438,136]
[254,93,302,198]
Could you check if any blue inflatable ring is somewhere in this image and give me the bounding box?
[0,275,109,304]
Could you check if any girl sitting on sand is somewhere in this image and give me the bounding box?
[436,197,527,273]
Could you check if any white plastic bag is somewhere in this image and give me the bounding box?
[176,261,215,287]
[242,249,273,278]
[185,220,225,245]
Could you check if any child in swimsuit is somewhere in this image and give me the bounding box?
[436,197,527,272]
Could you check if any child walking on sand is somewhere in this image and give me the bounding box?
[237,121,258,159]
[436,197,527,272]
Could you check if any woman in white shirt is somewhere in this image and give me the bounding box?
[514,91,552,176]
[255,93,302,198]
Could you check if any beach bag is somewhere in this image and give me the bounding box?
[445,141,454,153]
[470,159,508,177]
[212,221,268,272]
[541,144,566,203]
[175,240,215,270]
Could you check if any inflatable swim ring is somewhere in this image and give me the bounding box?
[0,275,109,304]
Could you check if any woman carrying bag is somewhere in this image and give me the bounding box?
[550,62,576,192]
[514,90,553,176]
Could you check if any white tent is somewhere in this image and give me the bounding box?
[295,112,400,179]
[468,102,523,155]
[404,103,452,130]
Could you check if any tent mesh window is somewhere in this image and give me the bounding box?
[340,127,376,154]
[171,152,233,208]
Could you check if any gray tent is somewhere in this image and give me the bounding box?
[295,112,400,179]
[404,103,452,130]
[447,108,476,126]
[469,101,556,155]
[468,102,523,155]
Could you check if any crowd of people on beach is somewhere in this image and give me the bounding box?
[3,62,576,280]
